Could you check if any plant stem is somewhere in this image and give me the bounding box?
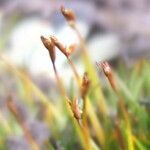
[66,57,92,150]
[7,98,39,150]
[52,62,66,97]
[67,57,80,85]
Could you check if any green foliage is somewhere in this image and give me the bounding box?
[0,53,149,150]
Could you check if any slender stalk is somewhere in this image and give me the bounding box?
[71,24,108,116]
[67,57,80,85]
[82,97,87,126]
[51,60,92,150]
[100,62,135,150]
[65,57,92,150]
[52,62,66,97]
[114,116,125,150]
[7,98,39,150]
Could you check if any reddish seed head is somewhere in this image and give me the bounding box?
[50,36,68,56]
[81,72,90,99]
[98,61,112,77]
[97,61,119,94]
[60,6,76,24]
[40,36,56,63]
[82,72,90,87]
[72,99,81,120]
[41,36,52,50]
[68,98,81,120]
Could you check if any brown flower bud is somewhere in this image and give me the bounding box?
[100,61,112,77]
[81,72,90,99]
[50,36,68,56]
[60,6,76,24]
[72,99,81,120]
[41,36,56,63]
[68,98,81,120]
[97,61,118,94]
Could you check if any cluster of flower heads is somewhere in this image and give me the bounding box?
[41,6,116,128]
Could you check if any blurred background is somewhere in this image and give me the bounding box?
[0,0,150,149]
[1,0,150,74]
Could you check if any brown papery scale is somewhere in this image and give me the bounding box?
[61,6,76,24]
[98,61,119,94]
[100,62,112,77]
[50,36,68,57]
[72,99,81,120]
[40,36,56,63]
[81,72,90,99]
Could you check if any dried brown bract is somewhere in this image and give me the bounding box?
[60,6,76,25]
[68,98,81,120]
[97,61,118,94]
[41,36,56,63]
[100,61,112,78]
[50,36,68,57]
[81,72,90,99]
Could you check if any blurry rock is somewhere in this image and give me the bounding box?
[6,136,30,150]
[0,72,17,109]
[4,96,31,123]
[56,21,89,46]
[7,17,54,76]
[28,120,50,145]
[88,34,120,62]
[11,98,30,123]
[122,34,150,59]
[31,74,56,94]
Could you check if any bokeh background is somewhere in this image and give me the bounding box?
[0,0,150,150]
